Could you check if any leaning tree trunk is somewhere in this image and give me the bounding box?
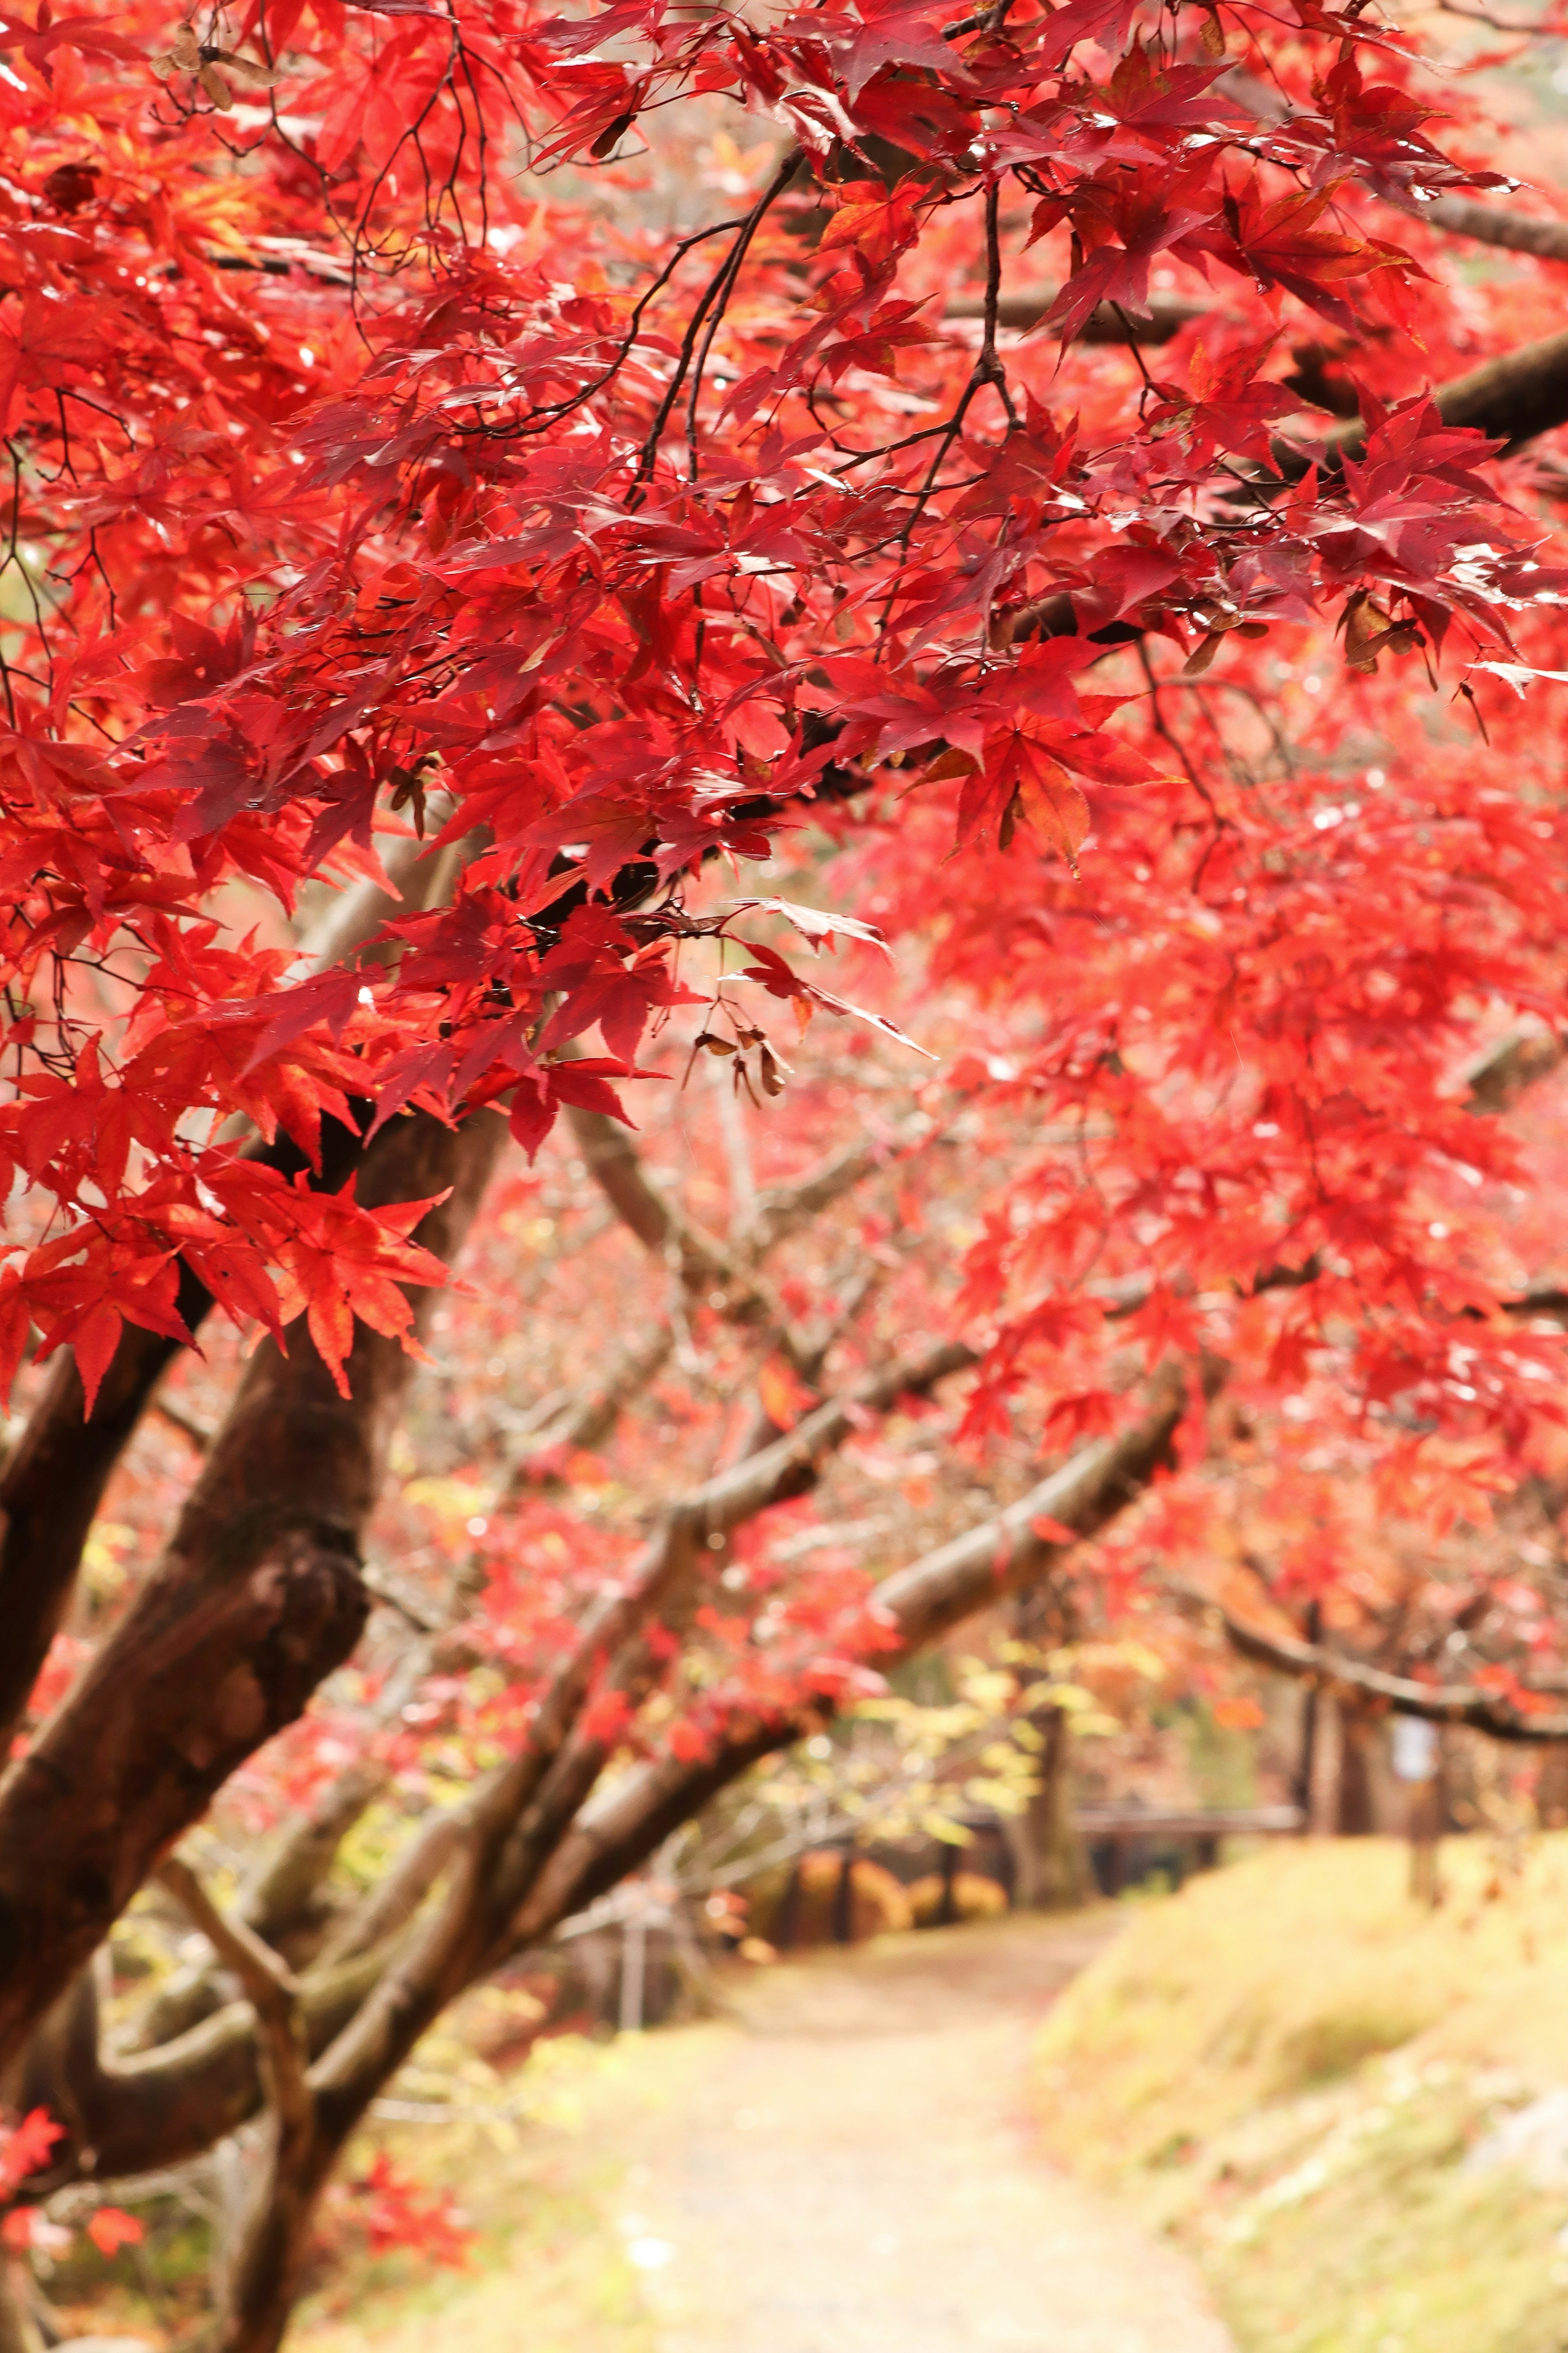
[0,1108,506,2078]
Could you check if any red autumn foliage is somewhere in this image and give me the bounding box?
[0,0,1562,1430]
[10,0,1568,2340]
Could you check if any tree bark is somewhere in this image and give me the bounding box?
[1334,1702,1378,1837]
[0,1109,506,2080]
[1002,1706,1089,1910]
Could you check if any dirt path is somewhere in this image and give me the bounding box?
[616,1915,1236,2353]
[298,1912,1235,2353]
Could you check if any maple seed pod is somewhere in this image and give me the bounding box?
[590,110,635,159]
[1183,631,1226,678]
[152,22,203,76]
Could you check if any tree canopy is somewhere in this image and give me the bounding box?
[7,0,1568,2339]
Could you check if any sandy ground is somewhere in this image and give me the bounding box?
[614,1914,1237,2353]
[296,1911,1236,2353]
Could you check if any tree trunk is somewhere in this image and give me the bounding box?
[1537,1742,1568,1829]
[1002,1706,1089,1909]
[0,1109,506,2079]
[0,2273,40,2353]
[1334,1702,1379,1836]
[217,2126,338,2353]
[0,1113,376,1758]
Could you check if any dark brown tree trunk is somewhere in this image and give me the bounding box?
[0,1109,505,2078]
[0,1115,375,1759]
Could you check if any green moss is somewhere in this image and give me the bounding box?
[1268,2002,1437,2095]
[1033,1838,1568,2353]
[1206,2081,1567,2353]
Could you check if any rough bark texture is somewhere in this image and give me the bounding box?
[0,1109,505,2079]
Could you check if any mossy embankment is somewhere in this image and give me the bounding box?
[1034,1837,1568,2353]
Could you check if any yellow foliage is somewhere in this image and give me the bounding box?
[1033,1837,1568,2353]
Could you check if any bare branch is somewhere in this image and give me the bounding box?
[945,290,1206,342]
[1462,1023,1566,1114]
[156,1858,311,2140]
[735,1115,937,1262]
[875,1360,1196,1648]
[151,1397,215,1455]
[1419,192,1568,264]
[506,1325,675,1493]
[1222,68,1568,265]
[567,1103,811,1364]
[518,1108,942,1484]
[1218,1605,1568,1742]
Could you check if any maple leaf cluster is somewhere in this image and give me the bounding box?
[0,0,1559,1421]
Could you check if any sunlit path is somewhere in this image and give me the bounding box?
[624,1916,1236,2353]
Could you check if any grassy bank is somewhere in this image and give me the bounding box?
[290,2026,683,2353]
[1034,1836,1568,2353]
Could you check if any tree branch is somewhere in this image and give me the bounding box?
[511,1109,941,1487]
[735,1115,935,1262]
[1221,68,1568,264]
[503,1361,1195,1947]
[944,290,1206,342]
[1218,1604,1568,1742]
[156,1859,311,2145]
[875,1359,1196,1648]
[0,844,470,1762]
[0,1110,507,2080]
[566,1103,808,1365]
